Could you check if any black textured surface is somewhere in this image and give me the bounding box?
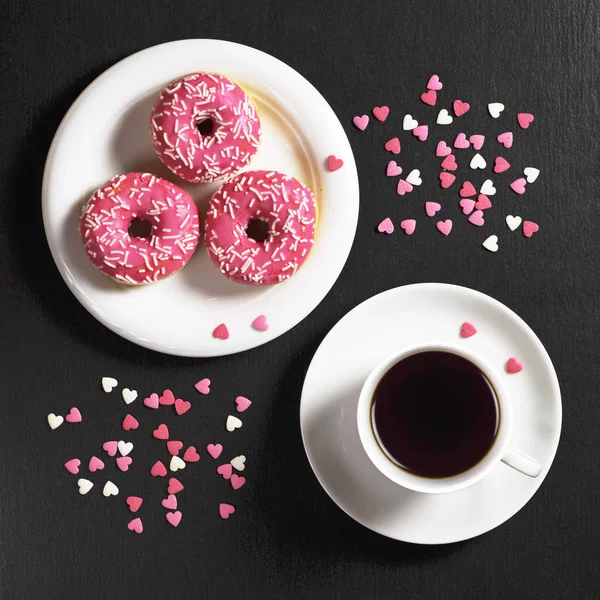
[1,1,599,598]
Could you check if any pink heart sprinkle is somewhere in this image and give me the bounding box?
[352,115,369,131]
[425,202,441,217]
[436,220,453,236]
[400,219,416,235]
[126,496,143,513]
[494,156,511,173]
[166,511,182,528]
[453,99,470,117]
[64,458,80,474]
[252,315,269,332]
[122,414,139,431]
[194,378,211,395]
[103,441,118,457]
[441,154,457,171]
[384,137,401,154]
[396,179,413,196]
[459,199,476,215]
[207,443,223,459]
[412,125,429,142]
[175,398,191,416]
[116,456,132,472]
[510,178,527,195]
[235,396,252,412]
[143,393,159,409]
[386,161,402,177]
[468,210,485,227]
[460,322,477,338]
[506,358,523,374]
[168,478,184,494]
[327,155,344,172]
[454,132,470,149]
[475,194,492,210]
[183,446,200,463]
[219,503,236,519]
[427,74,443,91]
[230,474,246,490]
[459,181,477,197]
[469,134,485,150]
[372,106,389,122]
[517,113,534,129]
[167,440,183,455]
[439,172,456,189]
[377,217,394,234]
[162,494,178,510]
[65,407,82,423]
[213,323,229,340]
[523,221,539,238]
[159,389,175,405]
[150,461,167,477]
[436,141,452,157]
[89,456,105,472]
[217,463,233,480]
[420,89,437,106]
[497,131,513,148]
[127,517,143,534]
[153,424,169,440]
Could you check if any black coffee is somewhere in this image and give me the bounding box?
[371,351,499,478]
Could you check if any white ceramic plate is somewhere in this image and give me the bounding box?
[300,284,562,544]
[42,39,359,356]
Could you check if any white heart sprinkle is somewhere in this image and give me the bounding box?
[523,167,540,183]
[77,478,94,495]
[470,153,486,169]
[47,413,64,430]
[402,114,418,131]
[506,215,522,231]
[226,415,243,432]
[121,388,138,404]
[405,169,422,186]
[436,109,453,125]
[488,102,505,118]
[170,455,186,472]
[482,235,499,252]
[118,441,133,456]
[230,455,246,471]
[103,481,119,497]
[102,377,118,393]
[480,179,496,196]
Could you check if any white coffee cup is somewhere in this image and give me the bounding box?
[357,342,541,494]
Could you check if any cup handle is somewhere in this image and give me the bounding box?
[501,447,542,478]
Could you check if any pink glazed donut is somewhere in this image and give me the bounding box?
[80,172,200,285]
[204,170,317,285]
[150,72,262,183]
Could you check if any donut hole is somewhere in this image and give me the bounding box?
[196,118,215,137]
[246,218,270,244]
[128,217,153,239]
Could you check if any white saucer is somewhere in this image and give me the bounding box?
[300,284,562,544]
[42,39,359,356]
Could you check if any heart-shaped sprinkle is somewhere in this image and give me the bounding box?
[127,517,143,534]
[126,496,143,513]
[523,221,539,238]
[175,398,191,416]
[252,315,269,332]
[412,125,429,142]
[386,161,402,177]
[497,131,513,148]
[153,424,169,440]
[475,194,492,210]
[327,155,344,172]
[230,474,247,490]
[217,463,233,479]
[118,441,133,456]
[396,179,413,195]
[468,210,485,227]
[372,106,390,122]
[403,114,418,130]
[436,141,451,157]
[460,322,477,338]
[400,219,416,235]
[101,377,118,393]
[230,455,246,471]
[453,99,470,117]
[103,481,119,497]
[352,115,369,131]
[517,113,534,129]
[459,199,476,215]
[436,220,453,236]
[168,478,184,494]
[488,103,505,118]
[65,407,82,423]
[162,494,178,510]
[524,167,540,183]
[226,415,243,432]
[89,456,105,472]
[150,461,167,477]
[77,478,93,495]
[116,456,132,472]
[64,458,81,474]
[122,388,137,404]
[235,396,252,412]
[143,393,159,409]
[480,179,496,195]
[427,74,443,90]
[506,215,522,231]
[170,455,186,472]
[441,154,457,171]
[510,178,527,195]
[122,414,139,431]
[103,441,118,456]
[482,235,499,252]
[219,503,235,519]
[405,169,422,186]
[460,181,477,197]
[47,413,64,430]
[469,134,485,150]
[166,511,182,527]
[420,89,437,106]
[436,109,453,125]
[213,323,229,340]
[384,137,401,154]
[183,446,200,463]
[454,133,470,149]
[470,153,486,169]
[506,358,523,373]
[207,443,223,459]
[439,172,456,188]
[425,202,441,217]
[377,217,394,234]
[159,389,175,405]
[167,440,183,456]
[494,156,510,173]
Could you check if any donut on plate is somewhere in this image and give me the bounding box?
[150,72,262,183]
[204,169,317,285]
[80,172,200,285]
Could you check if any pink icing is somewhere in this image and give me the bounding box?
[204,170,316,285]
[150,73,261,183]
[79,172,200,285]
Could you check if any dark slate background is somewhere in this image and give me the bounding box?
[1,1,599,598]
